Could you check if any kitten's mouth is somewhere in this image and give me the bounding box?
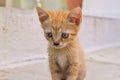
[50,44,66,49]
[49,42,68,49]
[53,45,64,49]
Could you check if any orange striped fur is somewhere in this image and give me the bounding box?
[36,7,86,80]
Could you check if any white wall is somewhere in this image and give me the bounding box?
[80,16,120,52]
[0,8,47,66]
[83,0,120,18]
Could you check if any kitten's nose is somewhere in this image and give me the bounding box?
[53,42,59,46]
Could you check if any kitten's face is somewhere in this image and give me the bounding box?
[36,7,82,49]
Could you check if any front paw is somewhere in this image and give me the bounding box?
[67,75,77,80]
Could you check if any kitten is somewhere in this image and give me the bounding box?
[36,7,86,80]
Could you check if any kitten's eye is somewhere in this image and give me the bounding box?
[47,32,53,38]
[62,33,69,39]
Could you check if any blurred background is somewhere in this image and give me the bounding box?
[0,0,120,16]
[0,0,120,80]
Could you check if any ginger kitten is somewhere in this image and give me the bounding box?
[36,7,86,80]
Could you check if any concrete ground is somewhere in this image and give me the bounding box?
[0,47,120,80]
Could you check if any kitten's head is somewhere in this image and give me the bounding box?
[36,7,82,49]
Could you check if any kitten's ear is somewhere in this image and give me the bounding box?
[67,7,82,26]
[36,7,49,24]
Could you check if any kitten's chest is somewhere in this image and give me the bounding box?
[57,53,68,70]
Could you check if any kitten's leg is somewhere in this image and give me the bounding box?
[77,67,86,80]
[49,59,62,80]
[66,62,80,80]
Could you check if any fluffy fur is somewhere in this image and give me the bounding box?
[36,7,86,80]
